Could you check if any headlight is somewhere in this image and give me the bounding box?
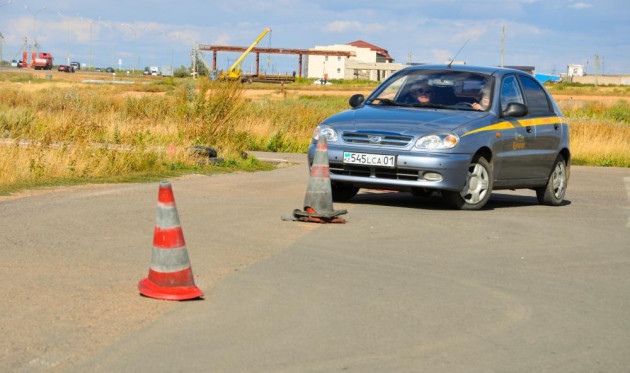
[415,133,459,149]
[313,126,339,142]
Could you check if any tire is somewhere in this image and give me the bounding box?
[331,183,359,202]
[444,156,493,210]
[411,188,434,197]
[536,156,567,206]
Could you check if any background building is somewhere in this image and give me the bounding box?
[305,40,405,82]
[567,64,585,77]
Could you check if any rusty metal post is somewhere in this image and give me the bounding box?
[256,52,260,76]
[212,50,217,70]
[298,54,303,77]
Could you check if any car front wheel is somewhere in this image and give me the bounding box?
[444,156,493,210]
[536,156,567,206]
[331,183,359,202]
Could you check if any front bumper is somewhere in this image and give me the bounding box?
[307,144,472,192]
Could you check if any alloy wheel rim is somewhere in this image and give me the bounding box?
[552,162,566,199]
[461,163,489,204]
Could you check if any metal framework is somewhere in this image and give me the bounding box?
[197,44,356,77]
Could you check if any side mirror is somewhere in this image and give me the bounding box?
[503,102,528,118]
[349,94,365,108]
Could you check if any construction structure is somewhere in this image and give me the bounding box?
[195,43,356,82]
[218,27,271,81]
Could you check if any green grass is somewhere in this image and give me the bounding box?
[562,100,630,124]
[546,82,630,96]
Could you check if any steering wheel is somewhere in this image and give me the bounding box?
[455,101,474,108]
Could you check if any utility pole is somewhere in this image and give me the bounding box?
[594,54,599,87]
[24,5,46,55]
[585,60,589,75]
[57,12,71,65]
[89,20,93,70]
[125,24,138,73]
[501,24,505,68]
[0,1,11,63]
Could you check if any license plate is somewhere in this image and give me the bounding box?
[343,152,396,168]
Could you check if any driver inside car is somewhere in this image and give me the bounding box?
[411,82,434,104]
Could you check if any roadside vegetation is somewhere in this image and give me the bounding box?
[0,73,628,195]
[546,82,630,96]
[559,100,630,167]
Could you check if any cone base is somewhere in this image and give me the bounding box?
[138,278,204,301]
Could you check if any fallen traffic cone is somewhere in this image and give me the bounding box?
[285,135,347,223]
[138,181,204,301]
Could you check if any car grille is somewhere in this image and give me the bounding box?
[342,132,412,147]
[330,162,419,181]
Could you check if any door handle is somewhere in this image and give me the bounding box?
[554,124,559,130]
[526,126,533,133]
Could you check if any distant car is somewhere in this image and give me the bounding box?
[105,67,115,73]
[70,62,80,70]
[309,64,571,210]
[57,65,70,72]
[17,60,27,68]
[95,68,103,72]
[143,70,151,75]
[11,60,18,67]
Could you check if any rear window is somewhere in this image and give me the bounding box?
[518,75,553,115]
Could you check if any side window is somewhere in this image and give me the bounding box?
[519,75,553,115]
[500,75,524,112]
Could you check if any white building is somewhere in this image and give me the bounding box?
[305,40,406,82]
[567,64,585,77]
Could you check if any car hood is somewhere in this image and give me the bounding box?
[323,105,488,135]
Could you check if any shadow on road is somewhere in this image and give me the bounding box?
[345,190,572,211]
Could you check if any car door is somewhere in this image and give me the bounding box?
[494,74,536,181]
[516,74,562,179]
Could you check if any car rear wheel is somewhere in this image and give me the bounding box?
[444,156,493,210]
[536,156,567,206]
[331,183,359,202]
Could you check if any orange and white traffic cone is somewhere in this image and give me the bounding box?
[285,136,347,223]
[138,181,204,301]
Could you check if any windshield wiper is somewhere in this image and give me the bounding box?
[368,98,400,106]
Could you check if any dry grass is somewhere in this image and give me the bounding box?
[569,118,630,167]
[0,79,273,194]
[559,100,630,167]
[1,75,628,194]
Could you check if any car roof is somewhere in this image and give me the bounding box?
[402,64,530,77]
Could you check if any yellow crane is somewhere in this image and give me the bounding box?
[219,27,271,81]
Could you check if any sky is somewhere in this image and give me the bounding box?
[1,0,629,75]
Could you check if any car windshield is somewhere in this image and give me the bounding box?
[367,69,494,111]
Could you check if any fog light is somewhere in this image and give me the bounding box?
[423,172,443,182]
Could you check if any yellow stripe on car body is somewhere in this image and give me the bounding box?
[462,116,567,137]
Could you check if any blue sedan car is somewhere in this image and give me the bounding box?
[308,65,570,210]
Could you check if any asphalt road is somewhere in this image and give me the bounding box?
[2,154,629,373]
